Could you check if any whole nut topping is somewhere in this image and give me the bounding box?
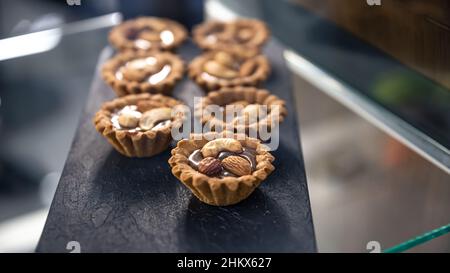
[127,58,153,70]
[198,157,222,176]
[121,67,148,82]
[201,138,243,158]
[239,59,257,77]
[139,107,172,130]
[214,51,235,68]
[126,57,164,77]
[203,60,238,79]
[222,156,252,176]
[118,110,142,128]
[237,28,253,41]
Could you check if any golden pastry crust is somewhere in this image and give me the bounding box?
[194,87,288,136]
[109,17,187,52]
[168,133,275,206]
[188,50,270,91]
[193,19,270,52]
[102,51,184,97]
[93,93,185,157]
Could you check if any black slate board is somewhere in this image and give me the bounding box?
[37,40,316,253]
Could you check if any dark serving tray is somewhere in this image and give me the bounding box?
[36,40,316,252]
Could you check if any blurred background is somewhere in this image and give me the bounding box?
[0,0,449,252]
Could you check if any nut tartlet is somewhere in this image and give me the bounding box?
[188,50,270,91]
[109,17,187,52]
[193,19,269,53]
[195,87,287,136]
[102,51,184,97]
[94,93,184,157]
[169,133,275,206]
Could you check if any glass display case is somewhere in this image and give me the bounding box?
[0,0,448,253]
[207,0,450,252]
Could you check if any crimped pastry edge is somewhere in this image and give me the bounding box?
[192,19,270,52]
[93,93,184,157]
[168,133,275,206]
[101,51,185,97]
[109,17,188,52]
[188,51,271,91]
[194,86,288,136]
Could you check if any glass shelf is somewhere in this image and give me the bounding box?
[208,0,450,253]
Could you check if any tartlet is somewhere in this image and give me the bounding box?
[102,51,184,97]
[194,87,287,136]
[109,17,188,52]
[188,50,270,91]
[169,133,275,206]
[93,93,184,157]
[193,19,269,53]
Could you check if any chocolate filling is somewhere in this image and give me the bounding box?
[188,147,257,178]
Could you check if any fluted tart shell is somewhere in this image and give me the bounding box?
[109,17,187,52]
[193,19,269,52]
[195,87,288,136]
[169,133,275,206]
[102,51,184,97]
[93,93,184,157]
[188,50,270,91]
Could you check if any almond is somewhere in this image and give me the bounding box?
[239,59,257,77]
[222,156,252,176]
[214,51,235,68]
[121,67,148,82]
[198,157,222,176]
[237,28,253,41]
[203,60,238,79]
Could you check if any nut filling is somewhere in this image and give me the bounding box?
[188,138,257,178]
[115,57,172,85]
[128,27,175,50]
[109,17,187,51]
[102,51,184,96]
[189,51,270,90]
[193,19,269,52]
[201,52,258,80]
[111,105,172,132]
